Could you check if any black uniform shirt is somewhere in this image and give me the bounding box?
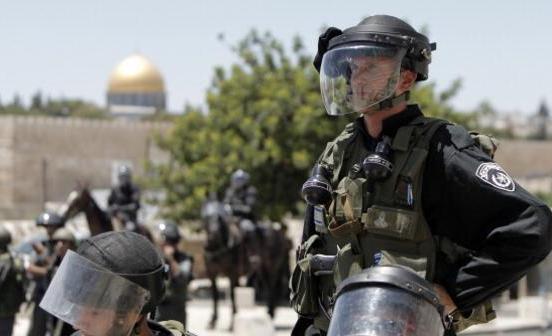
[302,104,552,312]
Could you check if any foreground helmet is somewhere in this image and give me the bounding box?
[40,231,167,336]
[0,225,12,249]
[327,266,445,336]
[36,211,64,227]
[231,169,250,189]
[159,220,181,244]
[319,15,436,116]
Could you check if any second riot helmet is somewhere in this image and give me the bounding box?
[36,211,64,227]
[159,220,182,244]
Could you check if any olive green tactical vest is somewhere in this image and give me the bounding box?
[311,116,446,331]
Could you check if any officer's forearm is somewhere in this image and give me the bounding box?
[26,263,49,277]
[452,205,552,309]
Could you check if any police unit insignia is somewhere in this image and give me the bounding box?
[476,162,515,192]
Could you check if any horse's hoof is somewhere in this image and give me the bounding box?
[207,320,216,330]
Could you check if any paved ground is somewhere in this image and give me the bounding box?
[13,299,296,336]
[186,300,295,336]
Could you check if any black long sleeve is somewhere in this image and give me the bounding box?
[423,124,552,310]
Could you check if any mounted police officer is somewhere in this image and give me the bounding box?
[0,226,25,336]
[224,169,258,223]
[39,230,196,336]
[27,211,65,336]
[156,220,194,329]
[291,14,552,335]
[224,169,261,247]
[108,165,141,230]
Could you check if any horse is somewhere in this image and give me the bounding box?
[60,185,153,240]
[201,199,290,330]
[60,185,112,236]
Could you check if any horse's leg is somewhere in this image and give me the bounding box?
[266,264,279,319]
[229,270,238,331]
[208,272,218,329]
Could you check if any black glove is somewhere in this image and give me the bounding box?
[313,27,343,73]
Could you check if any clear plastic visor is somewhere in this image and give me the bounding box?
[320,45,405,116]
[40,250,150,336]
[327,286,444,336]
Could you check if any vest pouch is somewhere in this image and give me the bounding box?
[373,249,428,279]
[332,243,364,287]
[328,176,365,237]
[362,205,418,240]
[290,235,322,317]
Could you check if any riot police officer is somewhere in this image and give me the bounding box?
[224,169,258,222]
[0,226,25,336]
[107,165,141,229]
[27,211,65,336]
[39,230,196,336]
[291,14,552,335]
[45,228,78,336]
[156,220,194,329]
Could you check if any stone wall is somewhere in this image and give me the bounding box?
[0,116,171,219]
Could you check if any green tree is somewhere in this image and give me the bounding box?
[42,98,107,118]
[0,93,108,119]
[155,31,351,220]
[1,94,27,115]
[154,30,483,221]
[31,91,43,110]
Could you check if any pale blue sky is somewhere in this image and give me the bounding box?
[1,1,551,115]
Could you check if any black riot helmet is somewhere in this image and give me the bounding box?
[332,15,436,81]
[39,231,164,336]
[36,211,64,227]
[327,266,446,336]
[117,164,133,187]
[316,15,436,116]
[75,231,168,314]
[0,225,12,250]
[231,169,250,189]
[159,220,182,245]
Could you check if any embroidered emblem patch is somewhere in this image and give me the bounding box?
[374,212,388,229]
[475,162,515,192]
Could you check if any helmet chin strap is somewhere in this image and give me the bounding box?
[362,91,410,115]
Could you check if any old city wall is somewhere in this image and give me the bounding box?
[0,116,171,219]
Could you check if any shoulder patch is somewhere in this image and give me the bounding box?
[475,162,515,192]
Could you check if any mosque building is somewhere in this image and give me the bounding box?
[106,53,166,119]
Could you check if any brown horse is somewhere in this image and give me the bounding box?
[61,185,153,240]
[201,199,290,330]
[61,186,113,236]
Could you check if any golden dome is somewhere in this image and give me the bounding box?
[107,54,165,93]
